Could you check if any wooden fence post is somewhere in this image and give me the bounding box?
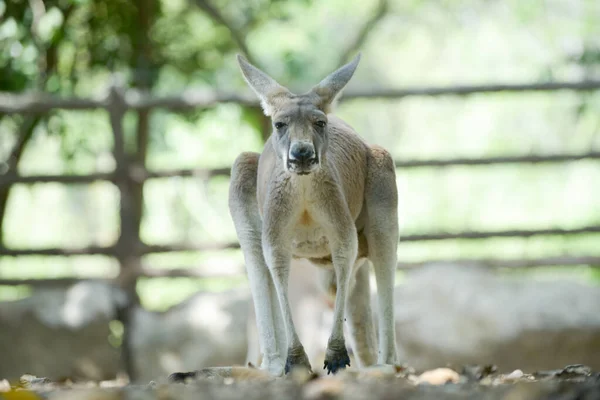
[108,82,141,382]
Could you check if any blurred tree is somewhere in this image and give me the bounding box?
[0,0,72,244]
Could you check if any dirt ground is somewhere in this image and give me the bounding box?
[1,364,599,400]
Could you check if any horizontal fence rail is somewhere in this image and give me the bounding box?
[1,225,600,257]
[2,79,600,114]
[2,255,599,287]
[2,152,600,189]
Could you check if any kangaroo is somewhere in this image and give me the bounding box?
[228,54,399,376]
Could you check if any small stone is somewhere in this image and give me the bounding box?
[19,374,36,385]
[559,364,592,378]
[0,379,10,392]
[19,375,52,389]
[415,368,460,385]
[99,380,121,388]
[504,369,524,381]
[534,364,592,380]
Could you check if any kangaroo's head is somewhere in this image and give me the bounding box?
[237,54,360,175]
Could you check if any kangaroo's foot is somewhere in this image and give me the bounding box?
[262,354,286,377]
[323,339,350,375]
[285,345,312,374]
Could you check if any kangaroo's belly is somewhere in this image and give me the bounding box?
[291,224,331,259]
[290,216,368,268]
[289,211,367,268]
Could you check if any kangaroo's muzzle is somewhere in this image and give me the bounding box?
[287,142,319,175]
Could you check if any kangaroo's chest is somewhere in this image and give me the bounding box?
[262,168,360,261]
[290,209,331,259]
[288,177,346,259]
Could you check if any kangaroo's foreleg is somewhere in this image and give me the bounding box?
[262,202,312,374]
[229,152,287,376]
[364,146,399,365]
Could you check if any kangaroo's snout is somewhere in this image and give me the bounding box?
[289,142,315,162]
[287,142,318,175]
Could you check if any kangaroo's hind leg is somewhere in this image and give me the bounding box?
[345,258,377,367]
[314,257,376,369]
[364,146,399,365]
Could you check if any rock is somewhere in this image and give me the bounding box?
[414,368,460,385]
[0,379,10,392]
[0,282,125,381]
[503,369,524,381]
[130,288,251,382]
[534,364,593,381]
[394,264,600,372]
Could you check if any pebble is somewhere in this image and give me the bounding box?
[504,369,524,381]
[0,380,10,392]
[415,368,460,385]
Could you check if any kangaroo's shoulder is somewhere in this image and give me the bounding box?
[326,114,369,156]
[327,115,360,137]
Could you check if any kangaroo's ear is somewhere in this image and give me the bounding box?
[310,53,361,111]
[237,55,291,116]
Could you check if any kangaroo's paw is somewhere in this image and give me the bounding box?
[323,339,350,375]
[285,345,312,374]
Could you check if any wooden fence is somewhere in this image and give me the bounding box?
[1,79,600,379]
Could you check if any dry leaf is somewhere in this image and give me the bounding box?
[0,389,43,400]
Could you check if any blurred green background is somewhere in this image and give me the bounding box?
[1,0,599,310]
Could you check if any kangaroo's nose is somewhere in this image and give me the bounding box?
[289,142,315,162]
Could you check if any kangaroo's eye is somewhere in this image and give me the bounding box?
[315,120,326,128]
[274,122,286,130]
